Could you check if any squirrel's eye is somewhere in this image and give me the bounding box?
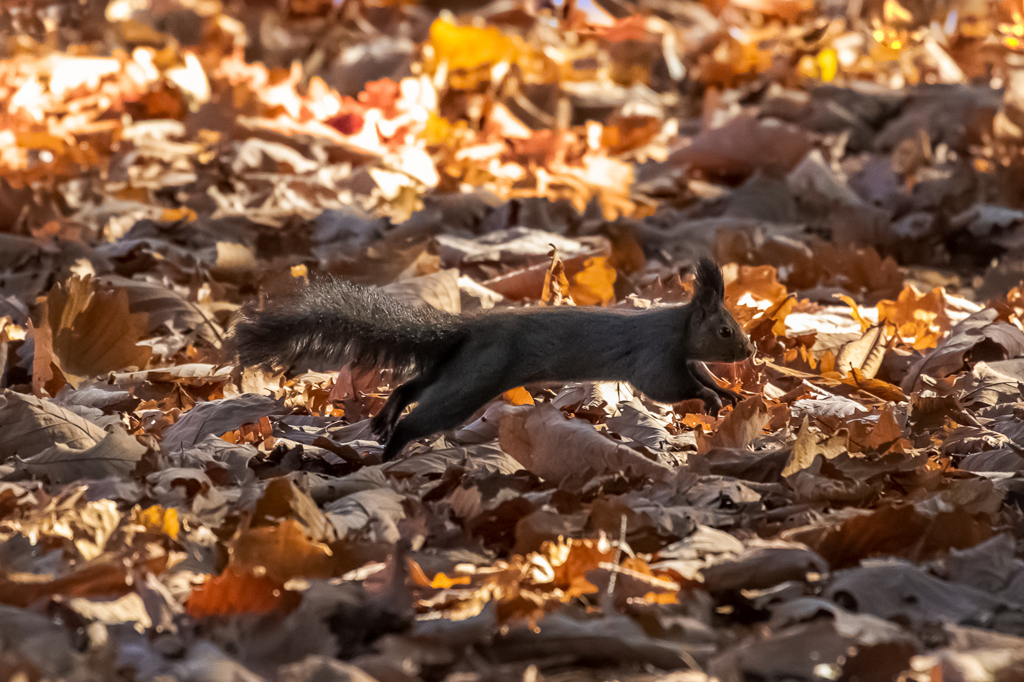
[720,326,732,337]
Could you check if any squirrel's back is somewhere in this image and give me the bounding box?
[231,278,466,373]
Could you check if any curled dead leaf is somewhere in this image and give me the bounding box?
[498,404,671,490]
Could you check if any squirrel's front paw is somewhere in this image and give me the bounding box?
[717,386,741,406]
[699,388,724,417]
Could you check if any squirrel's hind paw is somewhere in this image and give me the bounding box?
[370,412,396,444]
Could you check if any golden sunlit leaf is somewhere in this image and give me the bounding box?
[883,0,914,25]
[427,19,523,72]
[836,294,871,332]
[817,48,839,82]
[877,285,953,350]
[409,560,472,589]
[642,591,680,605]
[134,505,180,540]
[232,519,341,581]
[570,256,617,307]
[503,387,535,406]
[541,248,574,307]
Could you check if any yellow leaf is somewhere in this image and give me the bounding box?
[571,256,617,306]
[136,504,180,539]
[428,19,521,71]
[796,54,819,80]
[421,112,454,147]
[407,559,471,589]
[836,294,871,332]
[883,0,914,24]
[817,48,838,82]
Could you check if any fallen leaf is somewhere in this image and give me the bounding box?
[498,404,671,490]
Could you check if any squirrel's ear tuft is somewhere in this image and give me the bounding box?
[694,257,725,309]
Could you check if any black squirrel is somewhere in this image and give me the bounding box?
[231,258,753,461]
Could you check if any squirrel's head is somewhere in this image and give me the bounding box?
[687,258,754,363]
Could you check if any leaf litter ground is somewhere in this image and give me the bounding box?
[3,0,1024,680]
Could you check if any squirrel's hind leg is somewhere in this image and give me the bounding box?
[371,376,427,442]
[380,378,503,462]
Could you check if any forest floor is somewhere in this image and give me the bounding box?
[2,0,1024,680]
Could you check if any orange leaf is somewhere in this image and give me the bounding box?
[836,294,871,332]
[186,569,298,617]
[503,387,535,406]
[134,505,180,540]
[570,256,617,306]
[876,285,952,349]
[160,207,197,222]
[231,519,341,581]
[409,560,472,589]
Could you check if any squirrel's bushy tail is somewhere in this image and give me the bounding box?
[230,278,466,373]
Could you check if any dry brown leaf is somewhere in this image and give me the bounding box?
[19,429,146,484]
[797,502,994,569]
[0,389,106,459]
[670,116,811,178]
[498,404,671,490]
[383,269,462,314]
[834,324,890,378]
[696,396,770,453]
[34,275,152,392]
[838,368,907,404]
[782,417,849,477]
[231,519,343,581]
[700,545,828,592]
[160,394,286,451]
[252,478,336,542]
[846,408,909,454]
[541,247,574,307]
[902,310,1024,393]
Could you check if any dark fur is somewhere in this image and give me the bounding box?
[231,279,467,374]
[231,258,753,461]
